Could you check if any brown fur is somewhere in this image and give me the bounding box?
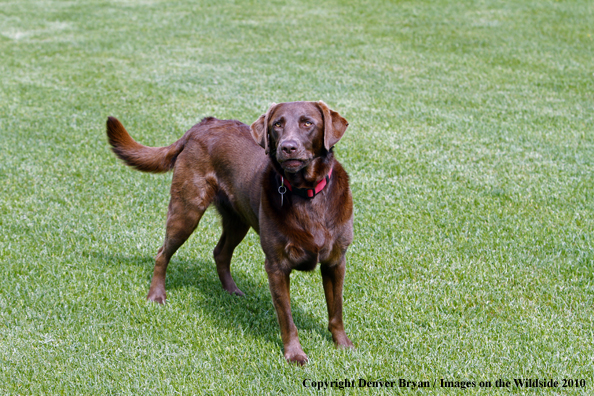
[106,101,354,364]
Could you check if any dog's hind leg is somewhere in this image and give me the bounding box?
[147,172,214,304]
[213,209,249,296]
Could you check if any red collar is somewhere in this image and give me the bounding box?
[280,167,333,199]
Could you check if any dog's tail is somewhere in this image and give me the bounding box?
[106,117,187,173]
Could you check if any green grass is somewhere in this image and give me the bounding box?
[1,0,593,394]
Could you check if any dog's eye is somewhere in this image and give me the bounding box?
[273,121,282,128]
[303,121,313,127]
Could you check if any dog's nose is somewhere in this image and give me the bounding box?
[280,140,298,155]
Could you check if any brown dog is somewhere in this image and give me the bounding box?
[106,101,354,364]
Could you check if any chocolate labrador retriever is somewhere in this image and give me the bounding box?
[106,101,354,364]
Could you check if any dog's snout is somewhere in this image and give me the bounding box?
[280,139,299,155]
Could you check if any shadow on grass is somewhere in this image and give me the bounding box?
[91,251,334,348]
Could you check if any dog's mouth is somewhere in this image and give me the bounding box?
[280,159,307,172]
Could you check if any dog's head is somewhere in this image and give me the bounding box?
[250,101,348,173]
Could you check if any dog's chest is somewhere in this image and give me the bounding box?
[282,214,334,270]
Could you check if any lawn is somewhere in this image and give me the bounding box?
[1,0,593,394]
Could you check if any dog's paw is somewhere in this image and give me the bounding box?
[338,338,355,349]
[147,289,166,304]
[225,287,245,297]
[333,333,355,349]
[285,350,309,365]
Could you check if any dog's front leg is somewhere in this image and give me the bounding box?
[265,260,308,365]
[321,256,354,349]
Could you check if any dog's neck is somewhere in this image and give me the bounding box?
[270,152,334,190]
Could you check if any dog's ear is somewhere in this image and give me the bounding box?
[318,101,349,151]
[250,103,277,154]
